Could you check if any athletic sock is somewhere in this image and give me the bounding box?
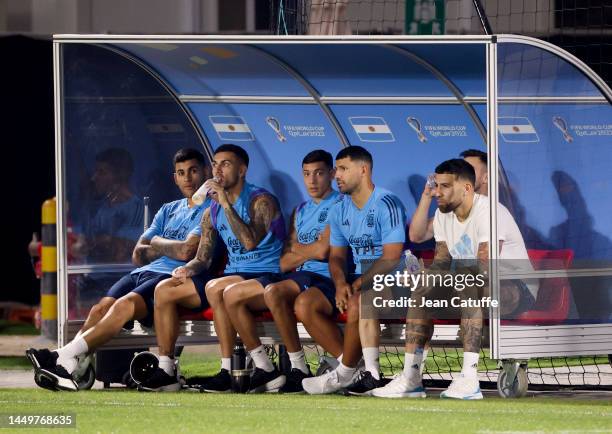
[288,349,309,374]
[159,356,175,376]
[221,358,231,372]
[250,345,274,373]
[336,363,356,384]
[461,351,479,378]
[419,348,429,375]
[403,348,424,381]
[55,337,88,374]
[362,347,380,380]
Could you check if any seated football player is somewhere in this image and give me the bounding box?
[225,149,343,393]
[302,146,407,396]
[372,158,535,400]
[27,148,212,391]
[158,144,286,393]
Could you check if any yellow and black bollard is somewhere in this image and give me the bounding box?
[41,197,57,340]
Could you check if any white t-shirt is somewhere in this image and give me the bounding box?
[433,194,538,298]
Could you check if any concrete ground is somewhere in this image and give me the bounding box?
[0,335,55,357]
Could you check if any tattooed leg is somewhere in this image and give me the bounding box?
[405,317,434,354]
[461,308,483,353]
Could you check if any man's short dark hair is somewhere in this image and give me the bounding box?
[335,146,373,169]
[96,148,134,181]
[460,149,487,166]
[302,149,333,168]
[215,144,249,167]
[435,158,476,186]
[173,148,207,167]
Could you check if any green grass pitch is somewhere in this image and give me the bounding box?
[0,388,610,433]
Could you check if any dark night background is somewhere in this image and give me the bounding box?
[1,35,55,305]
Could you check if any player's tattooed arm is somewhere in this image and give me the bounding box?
[224,193,279,251]
[132,236,163,266]
[182,209,217,276]
[427,241,452,273]
[149,234,200,262]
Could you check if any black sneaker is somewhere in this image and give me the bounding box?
[248,367,286,393]
[199,369,232,393]
[279,368,312,394]
[26,348,58,370]
[26,348,78,392]
[346,371,388,396]
[138,367,181,392]
[38,364,78,391]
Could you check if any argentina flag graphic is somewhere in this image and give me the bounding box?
[209,115,254,141]
[498,117,540,143]
[349,116,395,142]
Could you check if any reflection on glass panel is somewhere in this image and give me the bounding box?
[497,43,612,325]
[498,43,600,97]
[498,103,612,262]
[69,148,144,264]
[68,273,125,320]
[501,273,612,324]
[63,44,207,265]
[116,43,309,97]
[259,44,452,97]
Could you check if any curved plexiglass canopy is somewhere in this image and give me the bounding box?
[54,35,612,357]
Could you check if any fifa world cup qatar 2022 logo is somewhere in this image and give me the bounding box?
[552,116,574,143]
[266,116,287,142]
[407,116,428,142]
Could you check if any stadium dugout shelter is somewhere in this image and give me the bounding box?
[53,34,612,397]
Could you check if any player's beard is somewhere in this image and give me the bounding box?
[337,178,358,195]
[437,199,460,214]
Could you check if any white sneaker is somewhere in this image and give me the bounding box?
[440,374,483,400]
[317,355,340,374]
[72,354,92,380]
[371,374,426,399]
[302,369,353,395]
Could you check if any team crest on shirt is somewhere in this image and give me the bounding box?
[366,210,375,227]
[342,219,349,226]
[218,224,228,232]
[318,208,328,223]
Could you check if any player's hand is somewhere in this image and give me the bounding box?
[351,277,363,294]
[422,174,436,198]
[171,266,194,282]
[204,179,229,206]
[335,282,352,313]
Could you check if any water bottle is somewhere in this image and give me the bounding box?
[192,176,219,205]
[426,173,436,190]
[231,343,246,371]
[231,343,250,393]
[404,249,422,274]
